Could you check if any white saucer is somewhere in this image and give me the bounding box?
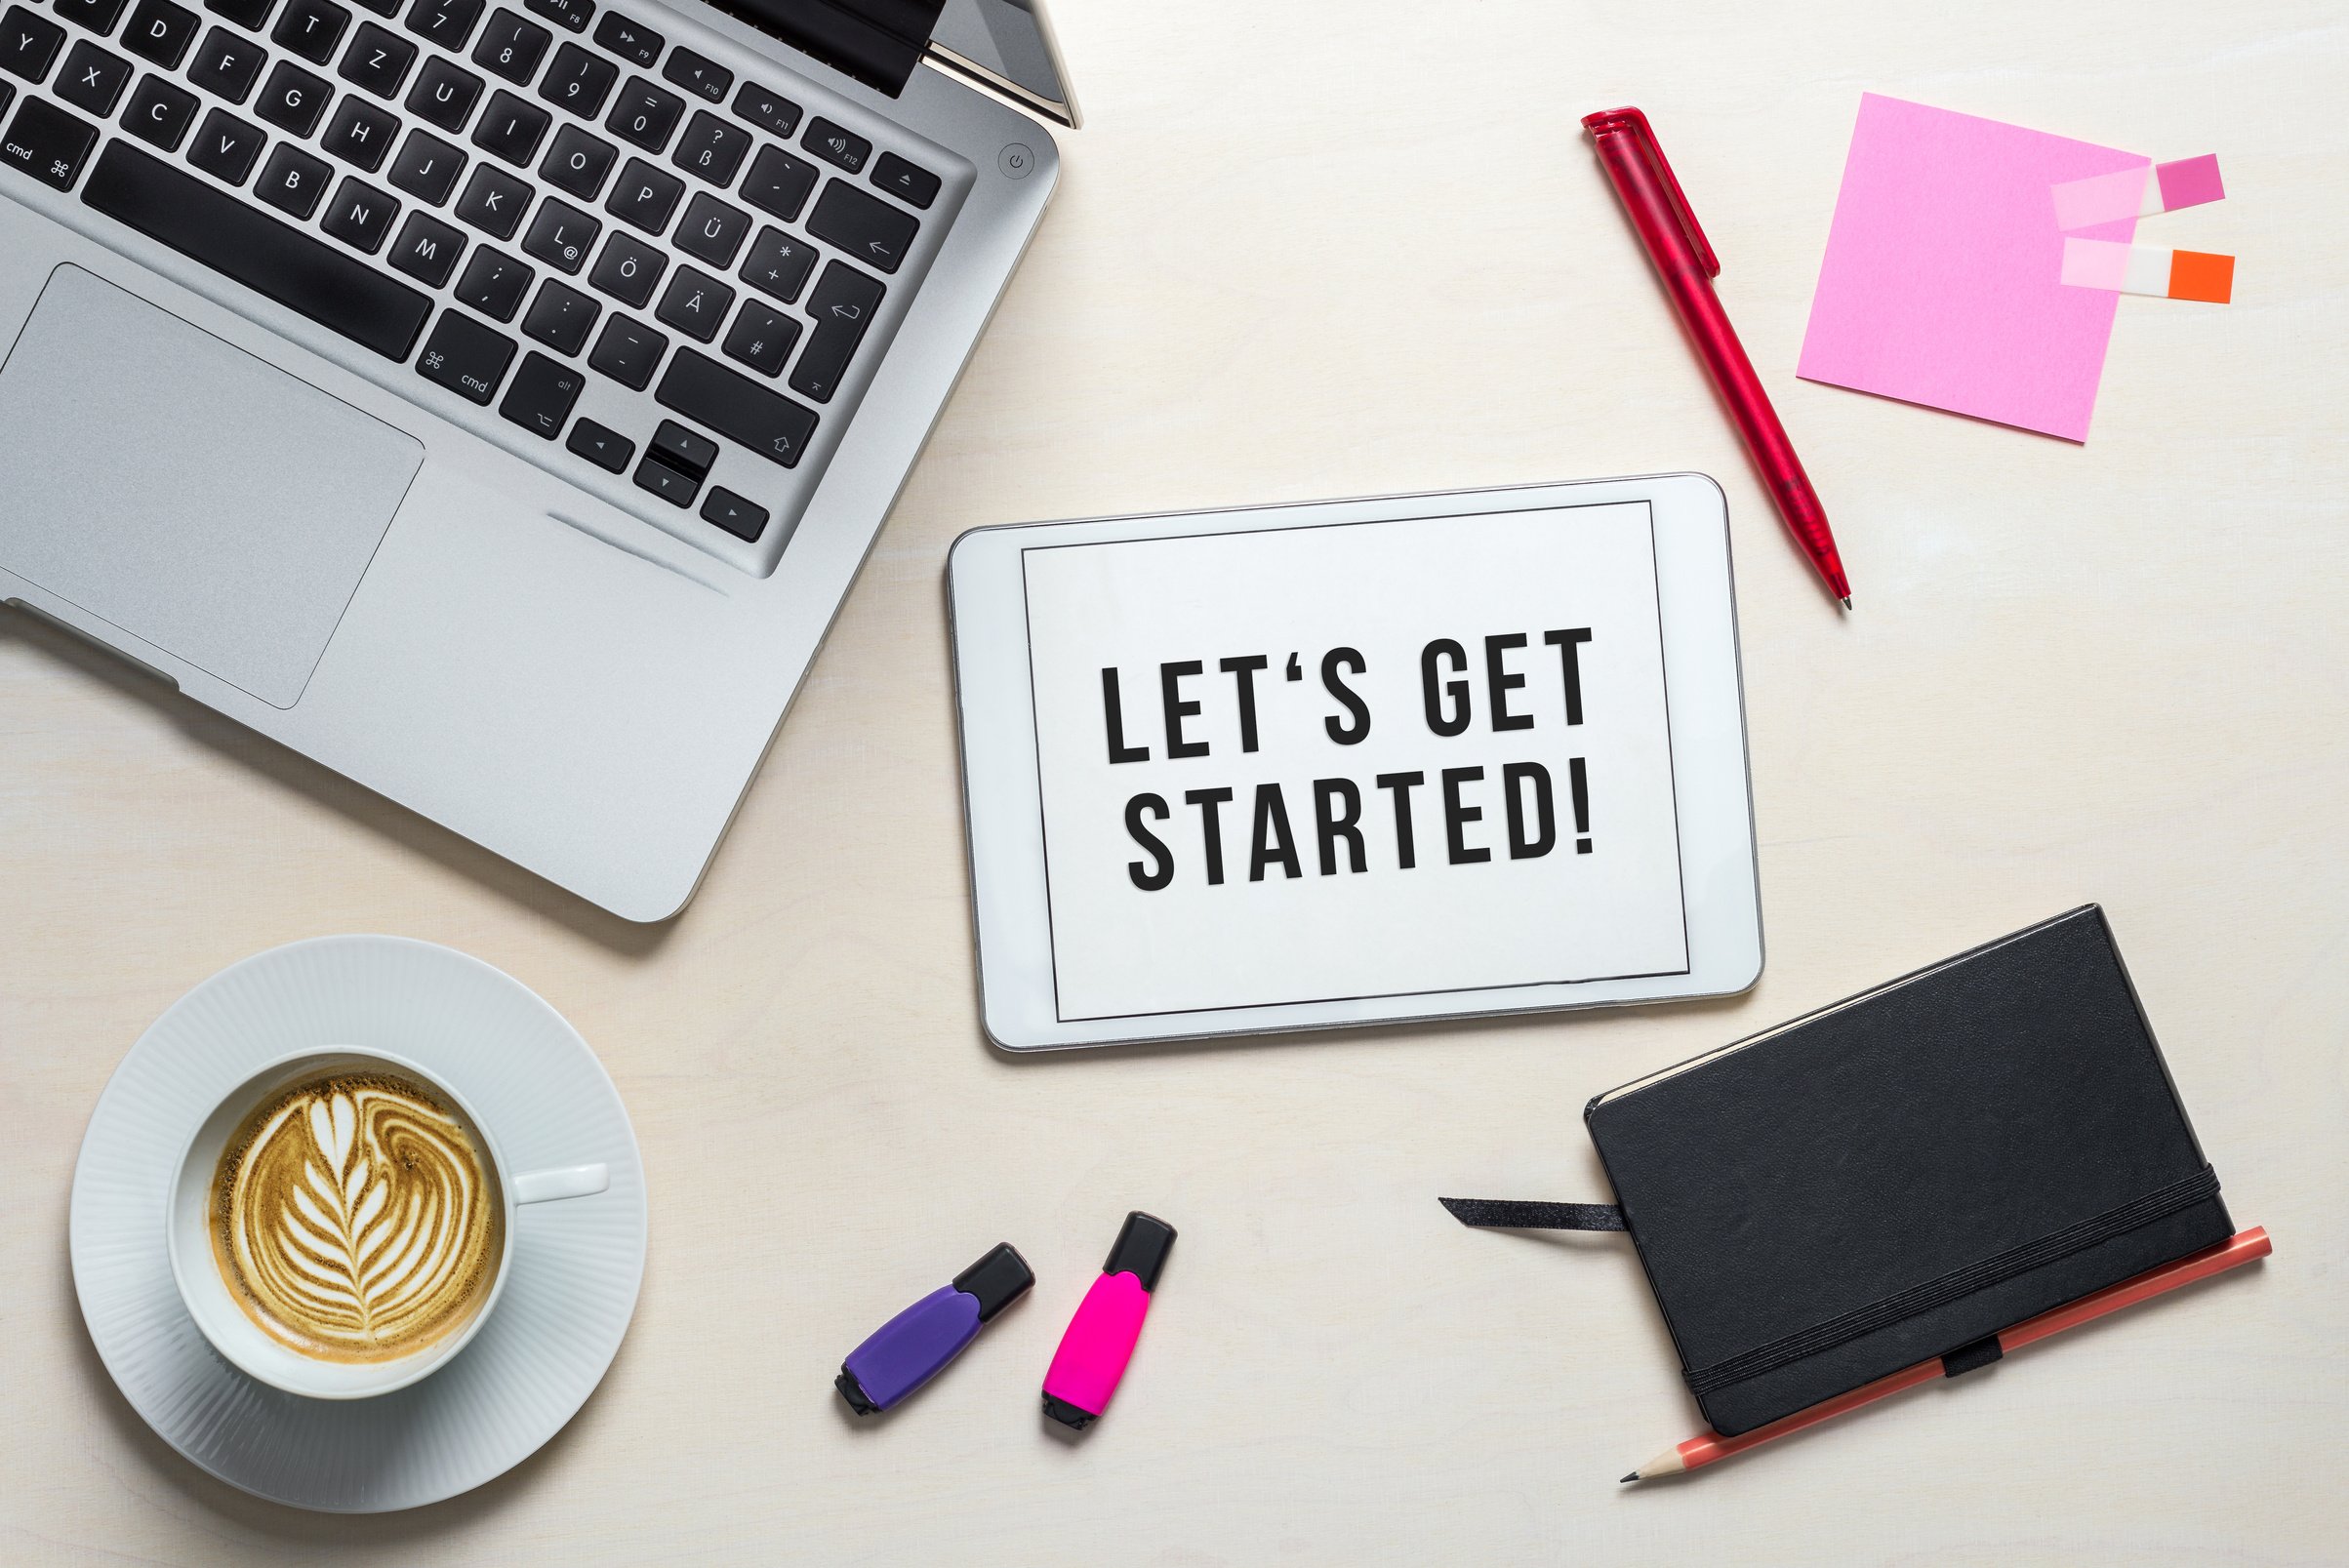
[69,936,647,1512]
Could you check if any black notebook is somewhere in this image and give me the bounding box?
[1486,907,2234,1436]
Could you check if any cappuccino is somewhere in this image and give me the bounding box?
[210,1068,504,1363]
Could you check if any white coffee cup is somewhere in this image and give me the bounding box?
[167,1047,608,1400]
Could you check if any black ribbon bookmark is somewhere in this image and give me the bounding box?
[1438,1197,1627,1231]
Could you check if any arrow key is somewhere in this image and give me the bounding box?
[806,179,914,275]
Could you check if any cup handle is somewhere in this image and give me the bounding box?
[513,1164,610,1204]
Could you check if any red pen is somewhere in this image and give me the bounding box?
[1583,107,1852,610]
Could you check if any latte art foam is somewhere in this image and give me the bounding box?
[211,1069,504,1363]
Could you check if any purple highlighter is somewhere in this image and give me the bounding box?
[835,1244,1034,1415]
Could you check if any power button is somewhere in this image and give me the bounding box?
[998,143,1034,180]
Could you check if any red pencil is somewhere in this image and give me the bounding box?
[1622,1226,2272,1482]
[1582,106,1853,610]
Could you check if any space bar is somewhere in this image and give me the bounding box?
[80,141,431,361]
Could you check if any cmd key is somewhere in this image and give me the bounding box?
[1,95,98,188]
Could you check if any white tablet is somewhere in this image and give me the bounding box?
[948,475,1761,1051]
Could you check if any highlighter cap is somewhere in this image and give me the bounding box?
[952,1242,1034,1322]
[1102,1211,1176,1292]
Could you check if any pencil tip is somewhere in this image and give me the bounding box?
[1619,1472,1640,1484]
[1840,595,1854,611]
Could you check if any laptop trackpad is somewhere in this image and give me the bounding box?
[0,265,422,708]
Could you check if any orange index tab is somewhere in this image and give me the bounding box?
[2167,249,2235,304]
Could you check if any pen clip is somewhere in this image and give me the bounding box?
[1582,106,1720,278]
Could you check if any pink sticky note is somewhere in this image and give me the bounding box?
[1798,95,2148,442]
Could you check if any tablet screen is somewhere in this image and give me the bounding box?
[1020,500,1690,1022]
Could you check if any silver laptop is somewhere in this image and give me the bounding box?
[0,0,1069,918]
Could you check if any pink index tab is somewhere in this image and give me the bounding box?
[2053,154,2224,230]
[2051,166,2151,231]
[2155,153,2224,211]
[1042,1270,1150,1416]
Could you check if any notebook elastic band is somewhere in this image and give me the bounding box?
[1682,1164,2220,1397]
[1438,1197,1627,1231]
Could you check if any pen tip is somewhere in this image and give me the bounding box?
[1620,1472,1640,1484]
[1839,595,1854,612]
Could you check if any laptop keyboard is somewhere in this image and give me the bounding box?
[0,0,955,570]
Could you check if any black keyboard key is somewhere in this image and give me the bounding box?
[649,417,712,477]
[871,149,936,210]
[498,346,581,434]
[0,6,62,81]
[519,189,593,269]
[0,93,94,185]
[83,140,429,354]
[253,58,327,134]
[699,485,764,541]
[336,20,412,97]
[520,0,585,32]
[352,0,397,17]
[319,171,395,251]
[401,0,477,50]
[565,415,629,471]
[600,151,674,232]
[537,119,608,197]
[385,124,460,202]
[631,451,694,504]
[450,156,524,234]
[121,0,196,65]
[0,81,15,123]
[737,222,813,302]
[668,106,743,186]
[415,306,511,400]
[451,241,527,317]
[534,38,608,115]
[656,347,814,467]
[187,23,262,100]
[385,205,462,283]
[588,8,652,66]
[730,77,794,138]
[790,259,880,403]
[319,92,393,168]
[800,115,864,173]
[185,103,263,182]
[405,54,478,132]
[54,40,131,116]
[602,73,673,150]
[653,261,726,341]
[673,188,746,266]
[121,70,195,147]
[657,42,721,101]
[518,274,593,350]
[585,223,659,303]
[807,178,914,275]
[61,0,135,36]
[468,84,543,162]
[267,0,344,63]
[253,136,327,212]
[467,7,543,83]
[738,141,812,221]
[586,308,660,387]
[720,295,794,377]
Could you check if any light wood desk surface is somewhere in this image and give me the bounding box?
[6,2,2345,1562]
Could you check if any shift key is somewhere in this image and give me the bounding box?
[656,346,816,467]
[788,261,882,405]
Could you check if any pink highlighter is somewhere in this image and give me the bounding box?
[1041,1211,1176,1430]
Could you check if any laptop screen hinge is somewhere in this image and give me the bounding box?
[712,0,946,97]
